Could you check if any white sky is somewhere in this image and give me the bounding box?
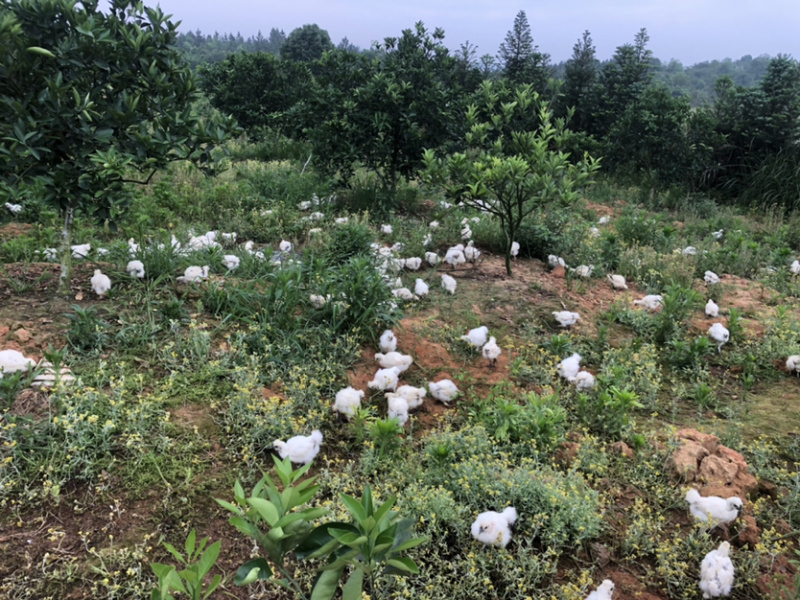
[154,0,800,65]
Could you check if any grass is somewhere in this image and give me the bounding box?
[2,155,800,599]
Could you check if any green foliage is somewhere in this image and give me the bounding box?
[216,456,327,593]
[0,0,236,291]
[300,486,426,600]
[150,530,223,600]
[423,81,600,274]
[576,385,643,440]
[65,304,110,352]
[324,218,375,264]
[498,10,550,90]
[281,23,333,63]
[306,23,473,195]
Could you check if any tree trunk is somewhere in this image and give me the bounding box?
[504,222,514,277]
[57,205,74,297]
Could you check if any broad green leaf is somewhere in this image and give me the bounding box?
[162,542,185,565]
[203,574,222,600]
[341,569,364,600]
[215,498,241,515]
[339,493,367,523]
[247,498,280,526]
[197,540,220,579]
[310,568,342,600]
[393,536,428,553]
[26,46,56,59]
[184,530,196,557]
[234,558,272,585]
[387,558,420,574]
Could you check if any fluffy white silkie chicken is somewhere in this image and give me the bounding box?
[388,385,427,410]
[460,325,489,348]
[704,270,721,285]
[91,269,111,297]
[482,337,501,368]
[425,251,440,267]
[180,265,209,283]
[368,366,401,392]
[126,260,145,279]
[222,255,240,270]
[470,507,517,548]
[379,329,397,353]
[441,274,457,294]
[0,349,36,377]
[429,379,459,404]
[548,254,565,268]
[414,279,429,297]
[374,351,413,373]
[585,579,615,600]
[685,489,742,527]
[573,264,593,277]
[404,257,422,271]
[332,387,364,418]
[705,299,719,317]
[387,395,409,426]
[273,430,323,464]
[510,241,520,258]
[708,323,730,353]
[786,355,800,375]
[553,311,580,328]
[573,370,595,391]
[557,353,582,380]
[699,541,734,598]
[633,295,663,311]
[444,245,466,268]
[607,274,628,290]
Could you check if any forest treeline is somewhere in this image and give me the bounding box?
[191,13,800,210]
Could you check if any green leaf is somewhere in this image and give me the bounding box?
[162,542,185,565]
[185,530,196,557]
[247,498,280,526]
[197,540,220,580]
[215,498,242,515]
[203,575,222,600]
[26,46,56,59]
[341,569,364,600]
[392,536,428,553]
[387,557,420,574]
[340,493,367,523]
[234,558,272,585]
[310,568,343,600]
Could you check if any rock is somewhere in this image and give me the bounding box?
[551,265,566,279]
[675,428,720,454]
[667,440,709,481]
[0,325,9,339]
[13,328,31,343]
[759,479,779,501]
[590,542,611,568]
[737,515,760,548]
[698,455,740,486]
[555,441,580,467]
[610,441,634,459]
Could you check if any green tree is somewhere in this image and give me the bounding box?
[281,23,333,63]
[423,82,600,276]
[0,0,236,293]
[560,30,599,131]
[305,22,474,196]
[200,52,312,135]
[498,10,550,91]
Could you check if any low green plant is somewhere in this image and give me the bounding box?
[577,384,642,440]
[150,530,223,600]
[367,418,405,458]
[299,485,426,600]
[65,304,110,351]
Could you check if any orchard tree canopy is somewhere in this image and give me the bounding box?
[281,23,334,63]
[0,0,238,292]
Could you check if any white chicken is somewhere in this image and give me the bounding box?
[460,325,488,348]
[786,355,800,375]
[374,351,413,373]
[368,366,401,392]
[699,541,734,599]
[553,311,580,328]
[425,251,440,267]
[392,288,417,301]
[704,270,721,285]
[470,507,517,548]
[222,255,240,270]
[126,260,145,279]
[585,579,615,600]
[414,279,429,297]
[607,274,628,290]
[548,254,566,269]
[445,245,466,268]
[685,489,742,527]
[573,370,595,391]
[310,294,331,308]
[482,337,501,368]
[0,349,36,377]
[510,241,520,258]
[379,329,397,353]
[381,224,393,235]
[464,241,481,263]
[708,323,730,353]
[705,299,719,317]
[405,257,422,271]
[332,387,364,418]
[791,260,800,275]
[557,353,582,380]
[441,274,457,295]
[179,265,209,283]
[273,430,323,465]
[387,394,409,426]
[71,243,91,259]
[429,379,459,404]
[633,295,663,311]
[91,269,111,297]
[389,385,427,410]
[572,264,593,278]
[279,240,293,253]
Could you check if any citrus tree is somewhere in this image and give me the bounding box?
[0,0,237,293]
[423,81,600,276]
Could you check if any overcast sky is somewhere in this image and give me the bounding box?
[154,0,799,65]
